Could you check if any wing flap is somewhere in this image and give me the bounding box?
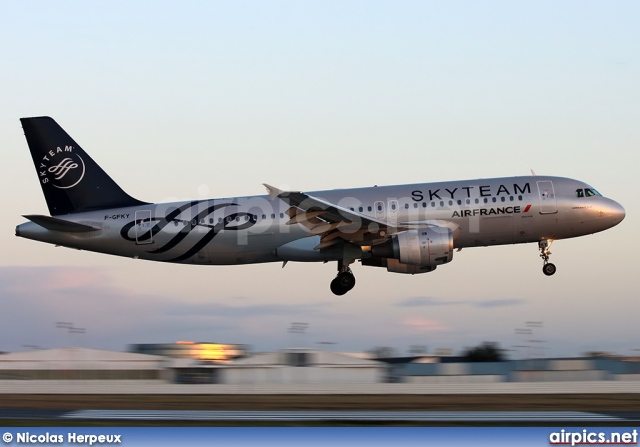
[264,183,460,250]
[264,184,397,245]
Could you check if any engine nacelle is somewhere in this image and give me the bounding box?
[361,256,437,274]
[370,228,453,267]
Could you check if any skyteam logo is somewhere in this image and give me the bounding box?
[49,158,78,179]
[39,145,86,189]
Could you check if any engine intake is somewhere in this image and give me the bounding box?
[371,228,453,267]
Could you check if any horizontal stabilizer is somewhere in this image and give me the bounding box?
[23,215,99,233]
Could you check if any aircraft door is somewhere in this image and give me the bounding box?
[135,210,153,244]
[537,181,557,214]
[374,201,385,220]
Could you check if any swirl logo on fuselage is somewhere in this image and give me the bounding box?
[120,202,257,263]
[39,146,86,189]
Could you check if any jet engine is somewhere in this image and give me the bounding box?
[370,228,454,267]
[361,257,437,274]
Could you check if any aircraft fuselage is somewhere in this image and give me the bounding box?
[15,117,625,295]
[17,175,624,266]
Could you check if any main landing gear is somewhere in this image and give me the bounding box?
[330,263,356,296]
[539,239,556,276]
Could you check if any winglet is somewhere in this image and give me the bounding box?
[263,183,284,201]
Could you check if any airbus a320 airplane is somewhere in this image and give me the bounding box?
[16,117,625,295]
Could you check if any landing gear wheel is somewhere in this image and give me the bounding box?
[330,271,356,296]
[330,278,347,296]
[542,263,556,276]
[538,239,556,276]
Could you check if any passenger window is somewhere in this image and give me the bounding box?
[271,214,275,219]
[509,196,514,201]
[448,200,453,206]
[358,207,363,212]
[218,218,222,223]
[262,214,266,220]
[439,201,444,207]
[280,213,284,218]
[422,202,426,208]
[431,202,435,207]
[576,189,584,198]
[518,195,522,201]
[377,205,382,211]
[475,198,479,204]
[501,197,506,202]
[492,197,497,203]
[457,200,462,205]
[368,206,372,212]
[403,203,408,209]
[483,198,488,204]
[209,218,214,224]
[414,203,418,208]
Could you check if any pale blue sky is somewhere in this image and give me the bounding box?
[0,1,638,357]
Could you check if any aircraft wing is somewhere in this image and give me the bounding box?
[264,184,406,249]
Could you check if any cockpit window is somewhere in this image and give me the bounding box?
[577,188,602,198]
[585,188,601,197]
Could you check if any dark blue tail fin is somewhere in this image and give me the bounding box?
[21,116,147,215]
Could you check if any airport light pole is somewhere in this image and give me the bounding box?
[288,322,308,348]
[56,321,73,348]
[55,322,86,348]
[514,321,545,360]
[514,328,532,359]
[526,321,545,358]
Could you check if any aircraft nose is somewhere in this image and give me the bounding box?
[590,199,625,232]
[608,200,625,226]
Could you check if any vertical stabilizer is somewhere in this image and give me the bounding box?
[21,116,147,215]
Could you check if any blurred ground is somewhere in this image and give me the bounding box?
[1,394,639,411]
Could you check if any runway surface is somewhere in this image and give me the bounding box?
[2,409,640,422]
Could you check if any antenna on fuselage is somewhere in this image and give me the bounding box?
[530,169,537,176]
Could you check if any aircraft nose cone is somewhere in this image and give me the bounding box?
[611,201,625,226]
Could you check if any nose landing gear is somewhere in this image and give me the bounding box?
[539,239,556,276]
